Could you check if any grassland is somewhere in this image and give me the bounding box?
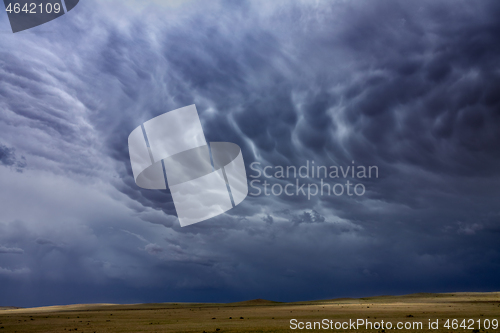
[0,292,498,332]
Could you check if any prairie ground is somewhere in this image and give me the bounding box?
[0,292,498,332]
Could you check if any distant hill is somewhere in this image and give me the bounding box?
[1,291,499,313]
[0,306,21,310]
[231,298,282,306]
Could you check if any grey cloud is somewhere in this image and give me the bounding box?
[456,222,484,236]
[0,144,26,172]
[0,246,24,254]
[121,230,148,243]
[0,267,30,276]
[276,209,326,225]
[0,145,16,166]
[35,238,55,245]
[0,0,499,307]
[261,214,273,224]
[144,243,163,255]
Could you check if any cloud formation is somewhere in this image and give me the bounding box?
[0,144,26,172]
[0,0,499,307]
[0,246,24,254]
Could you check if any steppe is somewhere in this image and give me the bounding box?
[0,292,498,332]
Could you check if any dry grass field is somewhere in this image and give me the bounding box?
[0,292,498,332]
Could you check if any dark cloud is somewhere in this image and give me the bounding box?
[0,144,26,172]
[35,238,55,246]
[0,246,24,254]
[276,209,326,225]
[0,0,499,307]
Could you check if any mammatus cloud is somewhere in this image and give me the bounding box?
[0,144,26,172]
[0,0,499,306]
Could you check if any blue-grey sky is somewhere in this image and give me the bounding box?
[1,0,500,307]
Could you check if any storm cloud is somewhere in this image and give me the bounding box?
[0,0,499,307]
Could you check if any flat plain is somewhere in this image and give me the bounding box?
[0,292,498,332]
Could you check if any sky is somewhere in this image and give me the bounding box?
[0,0,500,307]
